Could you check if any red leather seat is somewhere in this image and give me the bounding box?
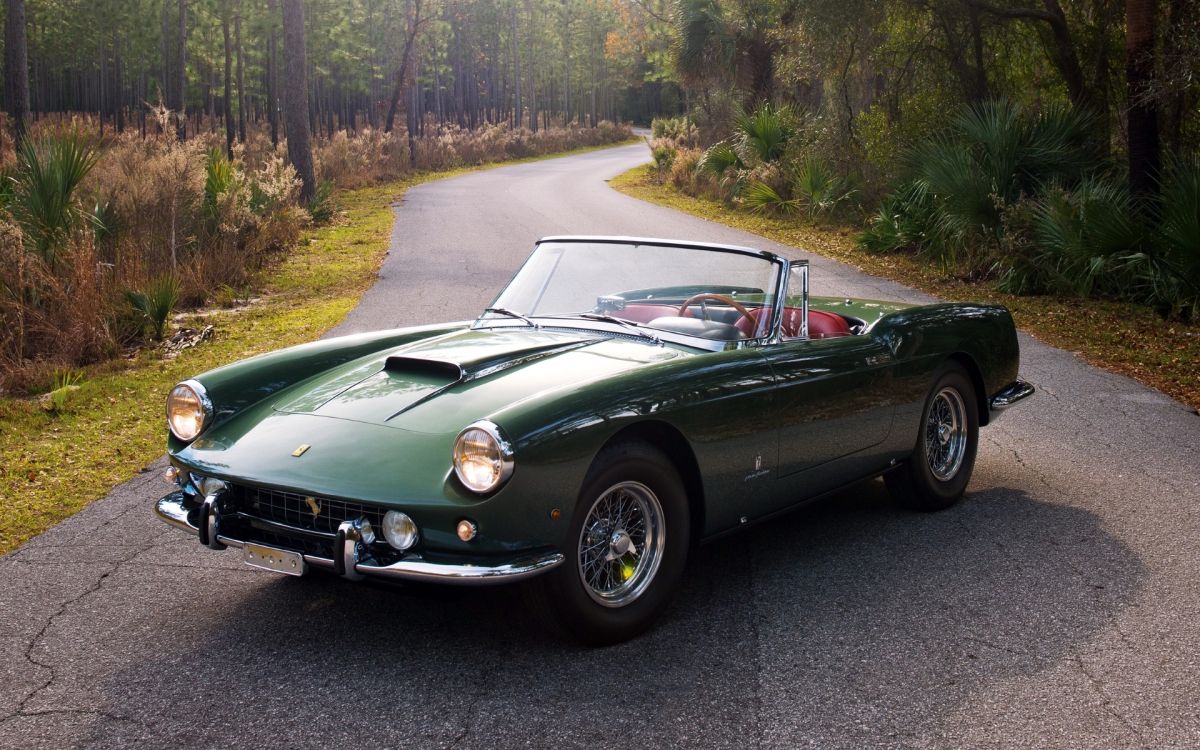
[737,307,851,338]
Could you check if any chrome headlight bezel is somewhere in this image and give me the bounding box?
[166,379,213,442]
[452,420,514,494]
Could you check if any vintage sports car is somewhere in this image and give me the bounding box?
[156,236,1034,644]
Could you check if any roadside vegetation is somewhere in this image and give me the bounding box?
[613,163,1200,412]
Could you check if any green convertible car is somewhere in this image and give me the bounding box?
[157,236,1034,644]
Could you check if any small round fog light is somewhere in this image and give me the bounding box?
[456,519,477,542]
[382,511,418,551]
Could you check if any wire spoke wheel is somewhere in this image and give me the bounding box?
[925,387,967,481]
[576,481,666,608]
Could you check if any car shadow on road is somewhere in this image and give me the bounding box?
[94,479,1143,748]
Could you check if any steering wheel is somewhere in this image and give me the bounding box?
[678,293,757,331]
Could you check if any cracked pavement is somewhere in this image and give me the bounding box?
[2,142,1198,749]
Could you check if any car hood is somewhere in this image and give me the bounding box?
[270,326,688,433]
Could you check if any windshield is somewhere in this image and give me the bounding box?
[484,240,783,342]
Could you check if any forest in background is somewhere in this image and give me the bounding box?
[646,0,1199,320]
[2,0,675,143]
[0,0,650,392]
[0,0,1197,393]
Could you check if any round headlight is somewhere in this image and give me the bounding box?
[167,380,211,442]
[452,420,514,494]
[382,511,418,550]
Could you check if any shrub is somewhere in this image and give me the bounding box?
[733,103,795,164]
[859,181,935,254]
[7,132,99,265]
[125,275,181,341]
[651,116,699,148]
[44,368,84,414]
[864,99,1098,271]
[306,181,336,224]
[791,159,856,224]
[1153,158,1200,319]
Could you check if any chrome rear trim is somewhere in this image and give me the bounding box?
[990,380,1036,419]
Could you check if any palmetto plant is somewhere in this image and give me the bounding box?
[862,100,1097,269]
[733,103,794,163]
[7,133,99,266]
[204,148,236,223]
[125,275,181,341]
[743,159,855,224]
[999,178,1148,298]
[1150,159,1200,318]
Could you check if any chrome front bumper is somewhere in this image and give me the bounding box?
[989,380,1035,420]
[155,492,563,585]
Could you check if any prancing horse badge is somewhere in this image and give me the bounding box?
[304,496,321,518]
[292,443,311,457]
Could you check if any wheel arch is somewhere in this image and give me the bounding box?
[598,420,705,546]
[948,351,990,427]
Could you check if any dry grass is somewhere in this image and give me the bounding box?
[611,165,1200,412]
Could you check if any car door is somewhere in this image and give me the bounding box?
[761,267,896,483]
[762,335,896,478]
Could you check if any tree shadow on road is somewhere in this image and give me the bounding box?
[92,479,1144,748]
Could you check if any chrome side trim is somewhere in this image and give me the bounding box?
[355,552,564,585]
[154,492,564,585]
[989,380,1036,418]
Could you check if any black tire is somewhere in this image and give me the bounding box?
[526,441,690,646]
[885,362,979,512]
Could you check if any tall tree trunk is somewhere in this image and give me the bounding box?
[222,3,234,158]
[5,0,30,143]
[267,0,279,146]
[384,0,423,133]
[283,0,315,201]
[114,32,124,132]
[511,1,521,128]
[1125,0,1159,197]
[175,0,187,140]
[235,3,246,144]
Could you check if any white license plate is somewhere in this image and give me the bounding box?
[243,542,307,576]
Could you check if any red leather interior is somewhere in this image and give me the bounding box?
[618,302,851,339]
[736,307,852,338]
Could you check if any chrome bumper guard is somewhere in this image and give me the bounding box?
[154,492,563,585]
[989,380,1035,419]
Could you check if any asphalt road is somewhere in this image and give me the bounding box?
[3,142,1199,749]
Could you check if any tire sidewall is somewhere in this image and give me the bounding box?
[912,366,979,502]
[544,442,690,645]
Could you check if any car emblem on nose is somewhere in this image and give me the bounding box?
[292,443,310,457]
[304,496,321,517]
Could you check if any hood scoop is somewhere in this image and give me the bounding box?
[384,329,594,382]
[281,328,596,425]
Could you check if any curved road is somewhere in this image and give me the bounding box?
[4,142,1199,749]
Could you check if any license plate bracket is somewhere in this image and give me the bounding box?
[243,542,307,576]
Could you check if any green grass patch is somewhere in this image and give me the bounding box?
[611,165,1200,413]
[0,141,637,555]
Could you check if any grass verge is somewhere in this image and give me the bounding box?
[0,140,637,555]
[611,165,1200,413]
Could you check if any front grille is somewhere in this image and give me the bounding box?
[223,484,391,559]
[231,485,386,536]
